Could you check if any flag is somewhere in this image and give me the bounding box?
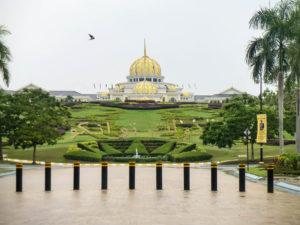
[93,84,96,89]
[99,83,101,89]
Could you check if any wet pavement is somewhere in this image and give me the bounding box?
[0,166,300,225]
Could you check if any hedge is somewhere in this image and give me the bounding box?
[124,140,148,155]
[169,151,213,162]
[77,141,100,153]
[151,141,176,156]
[99,143,123,156]
[168,143,196,155]
[64,150,106,162]
[102,156,164,163]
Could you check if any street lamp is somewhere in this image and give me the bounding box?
[244,128,251,171]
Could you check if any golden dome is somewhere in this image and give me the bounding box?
[129,42,161,76]
[182,92,190,97]
[130,56,161,76]
[133,81,158,94]
[168,85,176,91]
[114,85,124,91]
[101,92,109,96]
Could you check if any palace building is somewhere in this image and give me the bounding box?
[97,43,194,102]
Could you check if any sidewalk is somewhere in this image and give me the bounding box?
[0,167,300,225]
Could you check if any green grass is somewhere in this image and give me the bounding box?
[245,166,267,177]
[116,110,162,132]
[0,168,13,174]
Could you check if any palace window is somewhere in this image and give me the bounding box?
[146,78,151,81]
[139,78,144,81]
[153,78,157,82]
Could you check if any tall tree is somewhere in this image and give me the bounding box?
[0,90,12,160]
[246,0,297,153]
[10,89,70,164]
[286,0,300,152]
[0,25,11,86]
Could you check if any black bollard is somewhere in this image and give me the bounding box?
[16,163,23,192]
[211,162,218,191]
[45,162,51,191]
[101,161,108,190]
[73,162,80,190]
[267,164,274,193]
[184,162,190,190]
[156,162,163,190]
[239,163,246,192]
[129,161,135,190]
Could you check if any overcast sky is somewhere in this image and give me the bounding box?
[0,0,280,95]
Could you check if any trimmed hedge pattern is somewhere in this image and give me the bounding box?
[151,141,176,156]
[125,140,148,155]
[99,143,123,156]
[102,156,163,162]
[170,151,213,162]
[64,150,105,162]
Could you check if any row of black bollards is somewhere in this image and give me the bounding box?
[15,162,274,193]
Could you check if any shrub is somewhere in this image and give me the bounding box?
[168,143,196,155]
[275,153,300,170]
[102,156,164,162]
[169,151,213,162]
[77,141,100,153]
[99,143,123,156]
[64,150,106,162]
[67,145,81,152]
[124,140,148,155]
[151,142,176,156]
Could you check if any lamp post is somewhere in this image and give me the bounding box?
[244,128,251,171]
[259,73,264,163]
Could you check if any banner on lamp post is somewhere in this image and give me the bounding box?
[256,114,267,143]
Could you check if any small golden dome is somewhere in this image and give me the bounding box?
[168,85,176,91]
[101,92,109,96]
[130,56,161,76]
[114,85,124,91]
[133,81,158,94]
[182,92,190,97]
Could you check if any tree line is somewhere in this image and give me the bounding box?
[202,0,300,154]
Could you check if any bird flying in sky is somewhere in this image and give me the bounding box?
[88,34,95,40]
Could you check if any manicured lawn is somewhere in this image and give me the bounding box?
[0,168,13,174]
[245,166,267,177]
[116,110,162,132]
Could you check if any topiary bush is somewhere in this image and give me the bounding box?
[151,141,176,156]
[169,151,213,162]
[168,143,196,155]
[102,156,164,162]
[124,140,148,155]
[77,141,100,153]
[99,143,123,156]
[64,150,106,162]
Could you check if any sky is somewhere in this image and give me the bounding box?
[0,0,280,95]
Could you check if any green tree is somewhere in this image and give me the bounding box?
[0,89,12,160]
[10,89,70,164]
[246,0,298,153]
[286,0,300,152]
[0,25,11,86]
[201,95,278,159]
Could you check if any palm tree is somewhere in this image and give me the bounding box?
[0,25,11,87]
[286,1,300,153]
[246,0,297,154]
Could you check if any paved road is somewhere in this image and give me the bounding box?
[0,167,300,225]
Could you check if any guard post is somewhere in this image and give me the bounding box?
[239,163,246,192]
[156,161,163,190]
[101,161,108,190]
[267,164,274,193]
[211,162,217,191]
[73,161,80,190]
[16,163,23,192]
[129,161,135,190]
[184,162,190,190]
[45,162,51,191]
